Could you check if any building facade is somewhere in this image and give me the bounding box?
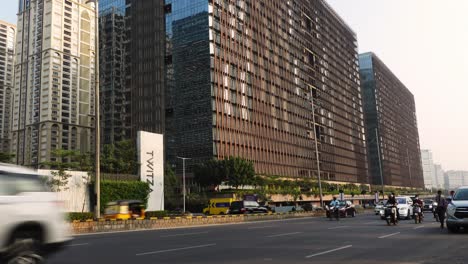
[97,0,165,145]
[166,0,368,183]
[0,21,16,153]
[359,52,423,188]
[99,0,130,145]
[434,163,445,189]
[445,170,468,190]
[12,0,97,166]
[421,149,436,189]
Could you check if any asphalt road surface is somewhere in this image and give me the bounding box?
[48,213,468,264]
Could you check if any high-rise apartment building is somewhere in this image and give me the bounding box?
[98,0,165,145]
[0,21,16,153]
[166,0,368,183]
[434,164,445,189]
[421,149,436,189]
[12,0,97,166]
[359,52,423,188]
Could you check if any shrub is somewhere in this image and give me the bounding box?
[91,180,151,213]
[67,212,94,221]
[145,211,169,218]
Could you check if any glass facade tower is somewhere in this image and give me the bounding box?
[359,52,423,188]
[166,0,369,183]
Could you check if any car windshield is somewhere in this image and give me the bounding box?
[396,198,406,204]
[424,200,432,204]
[453,189,468,201]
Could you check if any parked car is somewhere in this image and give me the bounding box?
[423,199,435,212]
[446,186,468,233]
[0,163,72,263]
[228,201,268,214]
[326,201,356,218]
[379,196,413,220]
[374,200,387,215]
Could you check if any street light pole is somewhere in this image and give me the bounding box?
[177,156,191,213]
[310,97,323,208]
[87,0,100,219]
[375,128,384,197]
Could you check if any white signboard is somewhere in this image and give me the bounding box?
[137,131,164,211]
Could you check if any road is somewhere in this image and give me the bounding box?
[49,213,468,264]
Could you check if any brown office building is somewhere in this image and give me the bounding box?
[359,52,423,188]
[166,0,368,183]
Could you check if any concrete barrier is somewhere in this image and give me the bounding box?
[71,211,325,234]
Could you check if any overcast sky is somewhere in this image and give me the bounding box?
[1,1,467,170]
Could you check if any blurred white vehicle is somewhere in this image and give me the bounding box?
[0,163,72,263]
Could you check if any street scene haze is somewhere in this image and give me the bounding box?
[0,0,467,263]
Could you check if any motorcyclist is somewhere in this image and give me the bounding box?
[386,193,398,223]
[413,194,424,221]
[328,197,340,220]
[330,197,340,207]
[435,190,448,229]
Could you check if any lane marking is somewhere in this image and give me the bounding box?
[160,231,209,238]
[248,225,276,230]
[305,245,353,258]
[364,221,379,225]
[414,225,425,229]
[267,232,302,238]
[66,243,89,247]
[136,243,216,256]
[378,232,400,239]
[327,226,349,230]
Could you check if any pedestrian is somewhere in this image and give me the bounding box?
[435,190,448,229]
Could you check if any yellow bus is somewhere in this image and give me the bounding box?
[203,198,235,215]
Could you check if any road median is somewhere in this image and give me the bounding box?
[70,211,325,234]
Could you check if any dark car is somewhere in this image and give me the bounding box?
[229,201,269,214]
[326,201,357,218]
[423,199,435,212]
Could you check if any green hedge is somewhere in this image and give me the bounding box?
[145,211,169,218]
[99,180,151,213]
[67,212,94,221]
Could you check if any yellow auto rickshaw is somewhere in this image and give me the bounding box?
[104,200,145,220]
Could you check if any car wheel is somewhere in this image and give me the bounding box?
[5,238,43,264]
[447,224,459,233]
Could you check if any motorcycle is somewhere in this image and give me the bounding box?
[384,205,397,226]
[326,205,340,221]
[413,204,423,224]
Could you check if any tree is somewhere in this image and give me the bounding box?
[194,159,226,188]
[0,152,15,163]
[41,149,88,192]
[224,157,256,188]
[164,164,181,210]
[101,140,139,174]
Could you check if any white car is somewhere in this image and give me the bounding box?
[374,200,387,215]
[0,163,72,262]
[379,196,414,220]
[447,186,468,233]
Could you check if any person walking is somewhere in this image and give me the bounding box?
[435,190,448,229]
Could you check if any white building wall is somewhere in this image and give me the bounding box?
[421,149,435,189]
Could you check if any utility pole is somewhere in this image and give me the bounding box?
[375,128,384,198]
[87,0,100,218]
[177,156,191,213]
[310,97,323,208]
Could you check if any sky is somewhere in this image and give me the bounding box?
[0,1,467,171]
[326,0,468,171]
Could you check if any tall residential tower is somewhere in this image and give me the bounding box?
[0,21,16,153]
[12,0,97,166]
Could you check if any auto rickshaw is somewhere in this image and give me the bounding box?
[104,200,145,220]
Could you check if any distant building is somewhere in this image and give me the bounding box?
[434,164,445,189]
[165,0,368,183]
[359,52,423,188]
[420,149,436,189]
[12,0,97,166]
[0,20,15,153]
[445,170,468,190]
